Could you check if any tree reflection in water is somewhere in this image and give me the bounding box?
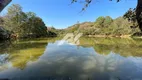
[0,37,142,80]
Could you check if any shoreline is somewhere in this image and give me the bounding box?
[87,35,142,39]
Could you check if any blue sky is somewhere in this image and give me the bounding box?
[1,0,137,29]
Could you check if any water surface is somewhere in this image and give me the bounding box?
[0,37,142,80]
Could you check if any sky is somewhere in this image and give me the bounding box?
[1,0,137,29]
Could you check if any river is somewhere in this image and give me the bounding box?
[0,37,142,80]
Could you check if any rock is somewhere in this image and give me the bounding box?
[0,26,10,40]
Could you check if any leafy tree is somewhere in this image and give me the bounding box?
[19,12,48,38]
[103,16,113,27]
[95,16,113,28]
[71,0,142,32]
[1,0,142,31]
[2,4,49,38]
[67,15,139,36]
[3,4,26,33]
[123,8,138,28]
[95,16,105,27]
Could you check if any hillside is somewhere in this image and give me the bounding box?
[64,16,140,37]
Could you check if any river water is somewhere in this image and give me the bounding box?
[0,37,142,80]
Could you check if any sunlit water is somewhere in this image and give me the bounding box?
[0,37,142,80]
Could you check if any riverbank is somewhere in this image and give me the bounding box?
[88,35,131,38]
[87,35,142,39]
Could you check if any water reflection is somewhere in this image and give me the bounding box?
[0,37,142,80]
[80,37,142,57]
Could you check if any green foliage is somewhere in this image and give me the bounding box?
[123,8,138,28]
[80,37,142,57]
[65,22,81,33]
[95,16,105,27]
[123,8,136,22]
[20,14,48,38]
[0,17,4,26]
[66,16,140,36]
[1,3,141,39]
[103,16,113,27]
[3,4,24,32]
[1,4,57,38]
[95,16,113,28]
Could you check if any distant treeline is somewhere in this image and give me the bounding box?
[65,15,140,37]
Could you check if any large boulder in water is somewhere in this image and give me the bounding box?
[0,26,10,40]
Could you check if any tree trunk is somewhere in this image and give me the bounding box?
[136,0,142,31]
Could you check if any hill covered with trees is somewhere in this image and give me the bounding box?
[65,15,140,37]
[0,3,141,40]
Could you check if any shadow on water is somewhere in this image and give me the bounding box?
[0,37,142,80]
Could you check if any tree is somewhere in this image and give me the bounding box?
[1,0,142,31]
[17,12,48,38]
[2,4,48,38]
[95,16,105,27]
[3,4,26,33]
[71,0,142,32]
[103,16,113,27]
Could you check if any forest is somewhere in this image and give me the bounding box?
[0,4,141,40]
[0,4,57,40]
